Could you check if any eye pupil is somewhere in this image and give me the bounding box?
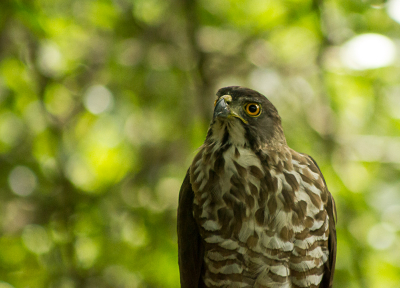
[244,103,260,116]
[248,105,257,113]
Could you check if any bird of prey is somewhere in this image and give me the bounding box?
[177,86,337,288]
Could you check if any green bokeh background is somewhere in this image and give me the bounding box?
[0,0,400,287]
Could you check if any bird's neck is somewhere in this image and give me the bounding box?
[205,120,249,149]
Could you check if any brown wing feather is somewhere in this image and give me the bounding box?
[177,169,205,288]
[323,191,337,288]
[302,154,337,288]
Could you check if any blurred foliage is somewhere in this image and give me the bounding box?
[0,0,400,287]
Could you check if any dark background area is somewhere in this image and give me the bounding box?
[0,0,400,287]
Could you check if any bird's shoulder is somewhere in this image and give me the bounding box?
[288,148,330,198]
[177,169,206,288]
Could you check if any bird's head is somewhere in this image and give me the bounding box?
[206,86,286,150]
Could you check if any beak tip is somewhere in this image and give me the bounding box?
[213,98,230,119]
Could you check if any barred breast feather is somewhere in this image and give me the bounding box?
[188,138,334,288]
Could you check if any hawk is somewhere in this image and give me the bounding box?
[178,86,337,288]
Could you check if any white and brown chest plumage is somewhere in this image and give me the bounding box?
[189,124,333,288]
[178,86,336,288]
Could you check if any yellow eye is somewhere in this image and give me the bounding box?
[244,103,261,116]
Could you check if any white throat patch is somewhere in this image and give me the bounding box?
[210,120,248,148]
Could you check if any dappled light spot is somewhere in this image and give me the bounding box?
[269,26,318,66]
[8,166,37,197]
[66,144,132,192]
[346,135,400,163]
[66,155,96,191]
[44,83,75,118]
[248,68,281,99]
[0,235,27,265]
[0,113,24,147]
[348,213,375,243]
[201,0,231,15]
[84,85,114,115]
[90,115,124,148]
[340,34,396,70]
[87,145,133,189]
[103,265,141,287]
[2,200,35,234]
[367,223,396,250]
[120,182,141,208]
[306,103,335,136]
[50,278,75,288]
[23,101,47,133]
[368,183,400,213]
[117,39,143,67]
[22,225,52,254]
[124,112,166,145]
[156,177,181,210]
[147,44,174,70]
[136,186,169,212]
[196,26,243,54]
[40,158,58,180]
[37,41,65,77]
[387,0,400,24]
[137,187,153,208]
[0,282,15,288]
[246,39,272,68]
[332,161,369,193]
[121,217,148,247]
[382,205,400,230]
[132,0,168,25]
[75,237,99,268]
[385,85,400,119]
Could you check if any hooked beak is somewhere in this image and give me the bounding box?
[213,97,230,119]
[213,96,248,124]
